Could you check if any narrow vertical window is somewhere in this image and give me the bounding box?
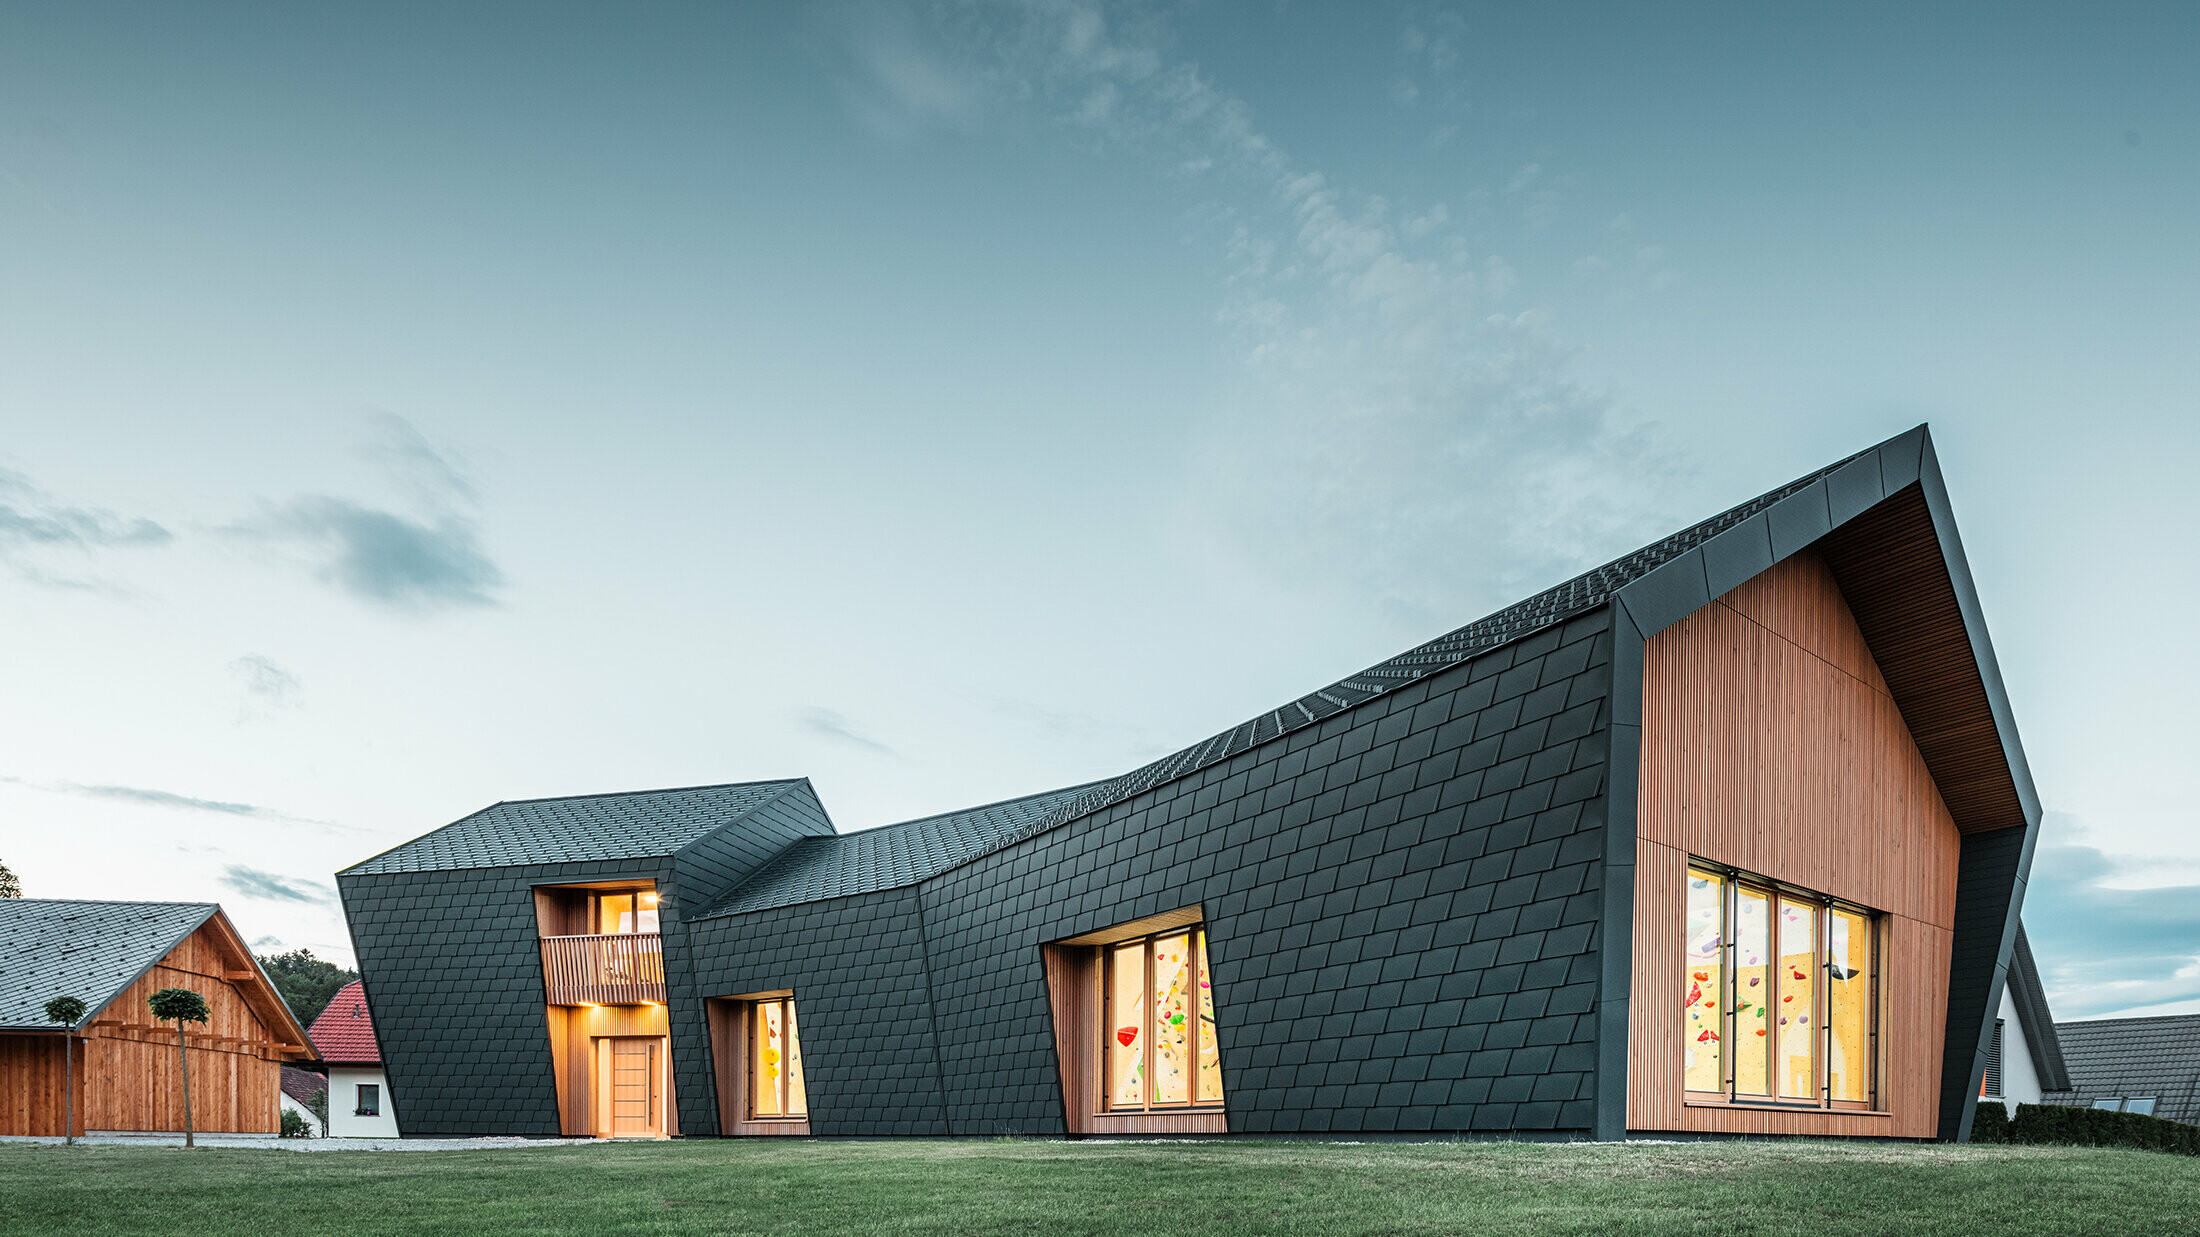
[1777,896,1817,1100]
[750,996,806,1120]
[1108,941,1145,1108]
[1733,886,1773,1098]
[1683,869,1725,1094]
[1828,908,1872,1104]
[1151,933,1192,1104]
[1194,929,1223,1104]
[1102,928,1226,1112]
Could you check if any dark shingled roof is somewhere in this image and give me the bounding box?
[705,439,1873,918]
[2008,925,2069,1091]
[281,1064,326,1108]
[2048,1015,2200,1125]
[343,779,809,875]
[703,782,1105,917]
[0,899,216,1031]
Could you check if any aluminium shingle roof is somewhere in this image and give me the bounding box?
[702,782,1106,917]
[342,778,808,875]
[785,442,1874,893]
[705,439,1874,918]
[2048,1014,2200,1125]
[0,899,217,1031]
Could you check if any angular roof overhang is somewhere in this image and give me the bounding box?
[1610,425,2037,838]
[1602,424,2042,1142]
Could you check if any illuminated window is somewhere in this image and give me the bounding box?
[595,890,660,935]
[749,996,806,1119]
[1104,929,1223,1111]
[1683,865,1879,1109]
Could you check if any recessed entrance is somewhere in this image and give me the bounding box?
[607,1037,662,1137]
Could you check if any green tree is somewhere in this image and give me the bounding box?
[256,949,357,1027]
[148,987,209,1148]
[43,996,86,1145]
[0,858,21,898]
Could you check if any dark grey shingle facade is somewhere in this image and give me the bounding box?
[337,425,2040,1143]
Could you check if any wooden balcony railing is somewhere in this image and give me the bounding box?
[540,932,665,1006]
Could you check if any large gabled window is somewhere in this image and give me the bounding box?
[1685,865,1879,1109]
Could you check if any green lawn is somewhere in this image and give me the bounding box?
[3,1137,2193,1236]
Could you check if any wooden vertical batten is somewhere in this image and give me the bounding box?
[1628,549,1962,1138]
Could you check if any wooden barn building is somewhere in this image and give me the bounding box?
[0,900,316,1137]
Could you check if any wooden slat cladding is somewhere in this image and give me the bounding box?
[1818,484,2026,835]
[1630,548,1962,1138]
[0,1034,88,1137]
[541,933,666,1006]
[546,1002,676,1136]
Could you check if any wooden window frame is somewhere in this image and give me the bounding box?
[746,996,806,1121]
[1683,862,1882,1113]
[1099,928,1223,1115]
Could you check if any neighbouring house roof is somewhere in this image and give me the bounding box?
[2047,1015,2200,1125]
[281,1064,326,1107]
[2007,924,2069,1091]
[0,899,219,1032]
[306,979,381,1065]
[342,778,814,875]
[703,781,1107,917]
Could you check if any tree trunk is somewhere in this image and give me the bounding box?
[175,1022,195,1149]
[63,1031,75,1145]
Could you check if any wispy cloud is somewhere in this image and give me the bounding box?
[0,466,172,589]
[230,654,302,715]
[219,864,334,905]
[231,414,504,611]
[3,773,348,830]
[2025,812,2200,1019]
[829,4,983,140]
[842,3,1683,626]
[794,706,893,755]
[236,497,502,609]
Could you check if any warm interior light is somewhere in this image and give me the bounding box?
[641,893,659,905]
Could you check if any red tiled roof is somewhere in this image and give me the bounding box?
[306,980,382,1064]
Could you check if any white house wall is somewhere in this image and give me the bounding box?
[327,1066,400,1138]
[1991,986,2042,1114]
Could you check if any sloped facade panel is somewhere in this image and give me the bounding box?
[901,608,1613,1136]
[674,886,949,1136]
[339,858,673,1136]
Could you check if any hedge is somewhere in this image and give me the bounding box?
[1971,1101,2199,1156]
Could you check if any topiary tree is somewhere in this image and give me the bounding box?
[43,996,86,1145]
[148,987,210,1147]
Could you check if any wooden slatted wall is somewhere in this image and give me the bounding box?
[1629,548,1961,1138]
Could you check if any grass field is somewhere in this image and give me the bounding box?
[3,1136,2195,1236]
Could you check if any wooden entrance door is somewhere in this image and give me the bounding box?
[608,1038,661,1136]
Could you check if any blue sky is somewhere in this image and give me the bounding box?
[2,2,2194,1020]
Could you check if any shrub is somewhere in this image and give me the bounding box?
[280,1108,314,1138]
[1970,1100,2011,1144]
[1999,1103,2200,1156]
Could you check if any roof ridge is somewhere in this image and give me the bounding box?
[481,776,807,809]
[0,898,219,909]
[846,778,1115,836]
[889,434,1894,876]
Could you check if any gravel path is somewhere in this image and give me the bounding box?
[1,1134,598,1151]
